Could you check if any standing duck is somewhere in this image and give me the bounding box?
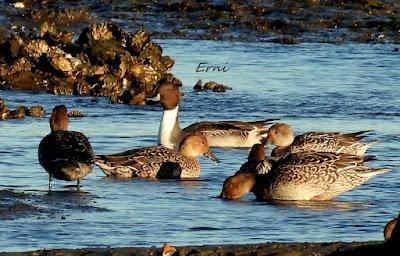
[266,123,377,157]
[220,151,389,201]
[38,105,94,189]
[95,133,218,179]
[151,82,276,149]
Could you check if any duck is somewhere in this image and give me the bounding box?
[236,143,272,175]
[95,133,219,179]
[266,123,377,157]
[384,216,399,241]
[150,82,276,149]
[38,105,94,189]
[220,151,389,201]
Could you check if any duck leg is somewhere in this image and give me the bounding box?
[48,175,52,191]
[77,179,80,190]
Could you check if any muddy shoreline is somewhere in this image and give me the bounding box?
[0,241,397,256]
[1,0,400,44]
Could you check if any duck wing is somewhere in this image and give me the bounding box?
[184,119,276,134]
[238,160,272,175]
[95,146,182,178]
[39,131,94,170]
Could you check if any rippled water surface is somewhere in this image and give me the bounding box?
[1,41,399,252]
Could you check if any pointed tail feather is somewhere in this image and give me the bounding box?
[366,139,379,146]
[356,140,379,155]
[362,155,377,162]
[248,118,280,128]
[359,167,391,178]
[347,130,373,137]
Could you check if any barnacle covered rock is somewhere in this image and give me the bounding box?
[68,109,84,117]
[130,31,151,54]
[0,22,180,105]
[27,106,46,117]
[91,23,115,41]
[49,49,80,73]
[0,98,9,119]
[51,77,74,95]
[194,80,232,92]
[1,71,49,91]
[73,79,91,96]
[1,105,25,120]
[9,57,32,74]
[24,39,49,59]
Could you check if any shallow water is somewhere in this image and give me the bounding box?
[0,41,399,252]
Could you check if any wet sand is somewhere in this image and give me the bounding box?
[0,241,397,256]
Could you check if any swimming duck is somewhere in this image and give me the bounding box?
[95,133,218,179]
[38,105,94,189]
[236,143,272,175]
[267,123,377,157]
[152,82,276,149]
[220,152,389,201]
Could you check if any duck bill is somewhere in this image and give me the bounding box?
[218,191,227,199]
[204,151,219,163]
[260,137,270,145]
[147,93,161,102]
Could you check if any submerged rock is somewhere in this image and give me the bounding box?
[0,98,46,120]
[0,22,179,105]
[26,105,46,117]
[194,79,232,92]
[68,109,84,117]
[2,105,25,119]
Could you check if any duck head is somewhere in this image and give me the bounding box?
[148,82,183,110]
[50,105,69,132]
[384,216,399,241]
[179,134,219,162]
[267,123,295,147]
[219,173,257,200]
[248,143,266,161]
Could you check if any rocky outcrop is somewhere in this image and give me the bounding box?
[0,22,181,105]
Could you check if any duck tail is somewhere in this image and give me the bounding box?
[263,118,280,127]
[358,167,391,178]
[362,155,377,162]
[251,118,280,127]
[94,155,107,163]
[356,139,379,155]
[337,130,371,143]
[348,130,373,136]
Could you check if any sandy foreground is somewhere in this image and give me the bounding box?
[0,241,398,256]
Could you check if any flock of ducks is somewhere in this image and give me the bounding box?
[38,82,390,201]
